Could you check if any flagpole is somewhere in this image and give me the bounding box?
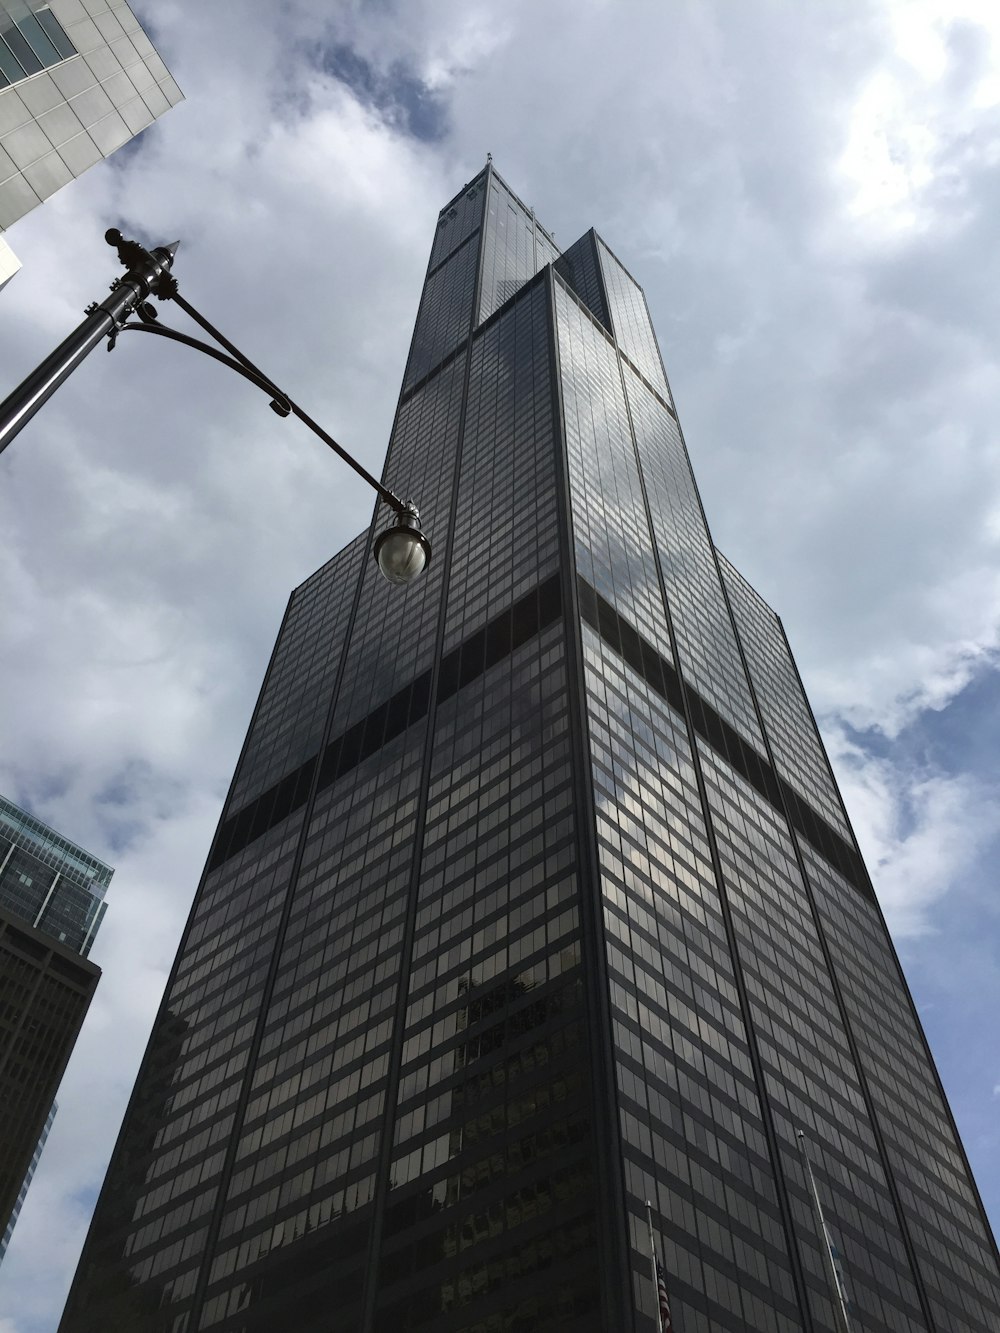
[798,1131,853,1333]
[645,1200,662,1333]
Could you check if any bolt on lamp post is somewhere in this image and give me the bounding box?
[0,229,431,586]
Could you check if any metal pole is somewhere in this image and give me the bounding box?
[798,1131,853,1333]
[0,236,177,458]
[0,301,121,456]
[646,1200,662,1333]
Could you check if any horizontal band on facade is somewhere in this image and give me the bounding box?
[425,225,481,281]
[398,337,470,408]
[576,577,874,903]
[401,261,676,430]
[207,574,564,873]
[0,913,100,989]
[208,570,866,902]
[400,265,552,410]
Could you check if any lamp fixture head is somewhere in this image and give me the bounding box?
[374,503,431,586]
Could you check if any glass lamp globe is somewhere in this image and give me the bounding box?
[374,509,432,585]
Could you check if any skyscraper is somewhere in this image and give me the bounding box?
[0,0,182,287]
[0,793,112,1257]
[62,165,1000,1333]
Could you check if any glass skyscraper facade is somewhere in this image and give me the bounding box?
[0,0,181,286]
[62,166,1000,1333]
[0,793,111,955]
[0,793,110,1257]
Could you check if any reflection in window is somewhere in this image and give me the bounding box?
[0,2,76,90]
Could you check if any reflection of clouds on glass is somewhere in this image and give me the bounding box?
[478,174,557,324]
[598,237,670,397]
[719,552,851,838]
[557,282,673,662]
[625,366,763,749]
[583,630,690,852]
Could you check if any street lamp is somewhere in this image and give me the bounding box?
[0,229,430,586]
[373,506,432,585]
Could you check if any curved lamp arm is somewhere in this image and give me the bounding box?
[110,257,407,516]
[113,321,294,414]
[0,227,431,583]
[117,316,431,581]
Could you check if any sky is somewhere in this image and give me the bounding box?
[0,0,998,1326]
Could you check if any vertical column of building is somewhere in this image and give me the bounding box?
[605,265,762,751]
[367,176,616,1330]
[579,245,964,1331]
[721,558,1000,1331]
[691,737,931,1332]
[551,256,810,1333]
[548,240,683,1333]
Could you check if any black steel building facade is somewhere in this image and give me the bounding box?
[62,166,1000,1333]
[0,913,98,1241]
[0,795,110,1250]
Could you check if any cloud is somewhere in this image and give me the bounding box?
[312,43,449,143]
[828,724,998,936]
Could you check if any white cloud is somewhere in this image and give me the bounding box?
[828,727,998,936]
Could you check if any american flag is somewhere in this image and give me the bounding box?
[655,1256,674,1332]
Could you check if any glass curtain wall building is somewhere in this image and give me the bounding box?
[0,0,181,286]
[0,793,112,955]
[0,794,111,1255]
[61,166,1000,1333]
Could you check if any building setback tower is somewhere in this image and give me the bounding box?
[0,794,112,1255]
[62,166,1000,1333]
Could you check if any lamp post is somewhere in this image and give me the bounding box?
[0,230,431,586]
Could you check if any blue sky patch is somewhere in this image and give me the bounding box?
[313,41,448,143]
[846,662,1000,784]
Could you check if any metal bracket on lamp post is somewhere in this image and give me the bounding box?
[0,229,431,582]
[0,233,177,454]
